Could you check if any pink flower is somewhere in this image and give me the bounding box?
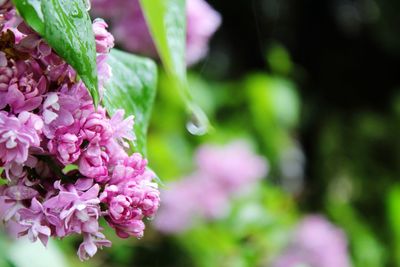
[47,61,76,84]
[0,0,12,11]
[41,91,77,131]
[42,84,89,138]
[109,109,135,146]
[18,111,44,133]
[90,0,126,18]
[97,54,111,96]
[17,31,52,59]
[101,171,159,238]
[104,138,128,166]
[0,185,38,221]
[48,124,82,165]
[17,198,51,246]
[44,179,101,237]
[108,195,141,222]
[0,6,160,260]
[140,183,160,218]
[154,141,267,233]
[80,108,112,143]
[112,218,145,239]
[154,173,228,233]
[92,18,114,54]
[110,153,147,185]
[196,141,268,192]
[78,232,111,261]
[0,112,41,166]
[0,61,15,91]
[3,72,47,114]
[111,2,157,58]
[1,7,22,37]
[79,142,109,183]
[0,52,6,67]
[273,216,351,267]
[185,0,222,65]
[42,92,61,125]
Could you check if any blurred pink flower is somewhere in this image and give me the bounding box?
[91,0,221,66]
[196,141,268,192]
[185,0,222,65]
[154,141,268,233]
[273,215,351,267]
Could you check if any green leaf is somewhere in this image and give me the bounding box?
[139,0,210,135]
[103,49,157,155]
[12,0,99,106]
[11,0,44,34]
[139,0,186,83]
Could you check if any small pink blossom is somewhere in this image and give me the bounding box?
[0,61,15,91]
[79,142,109,183]
[110,153,147,185]
[140,183,160,217]
[80,108,112,143]
[5,73,47,114]
[48,124,82,165]
[113,219,145,239]
[110,109,135,145]
[97,54,111,95]
[92,18,114,54]
[17,198,51,246]
[44,179,101,237]
[108,195,141,222]
[0,185,38,221]
[101,173,160,238]
[0,112,41,166]
[78,232,111,261]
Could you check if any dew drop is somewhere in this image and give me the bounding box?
[186,120,207,136]
[186,105,209,136]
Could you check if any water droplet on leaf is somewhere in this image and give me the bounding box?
[186,105,209,136]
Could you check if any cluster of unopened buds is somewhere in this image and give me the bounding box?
[0,1,160,261]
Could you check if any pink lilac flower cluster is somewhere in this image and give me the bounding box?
[154,141,268,233]
[273,215,351,267]
[0,1,160,261]
[91,0,222,66]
